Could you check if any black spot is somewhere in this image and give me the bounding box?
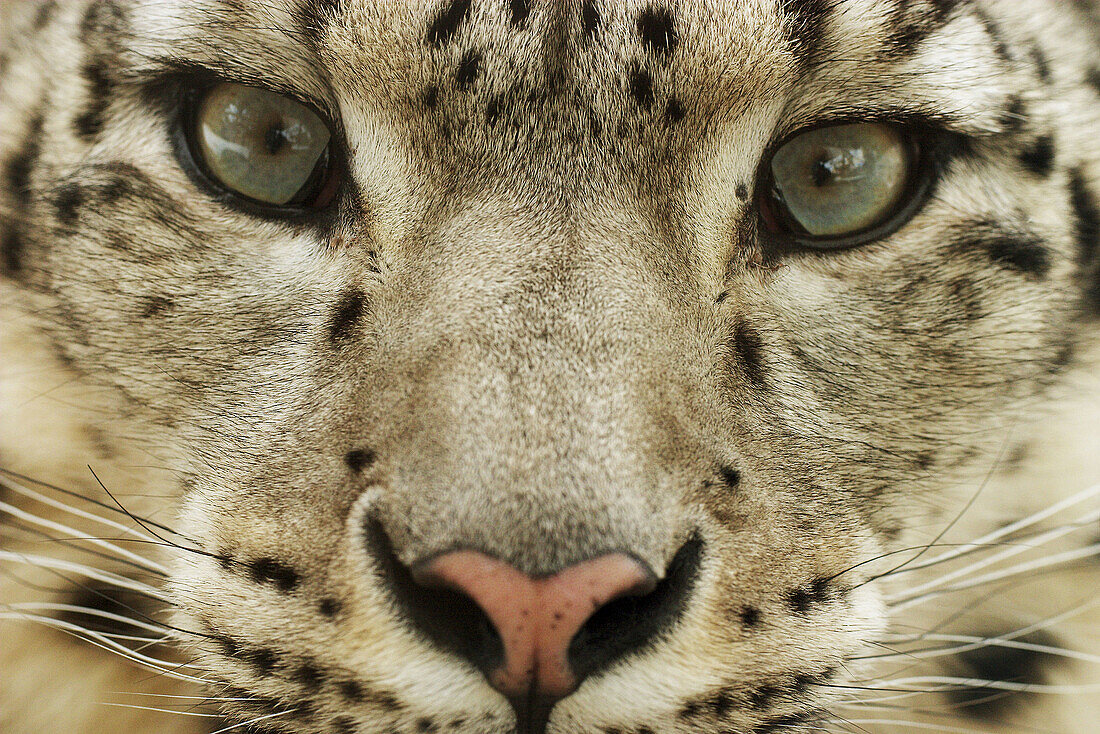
[637,6,677,54]
[6,111,44,203]
[294,659,325,690]
[915,449,936,471]
[426,0,471,47]
[950,631,1057,718]
[509,0,530,27]
[986,235,1051,279]
[455,49,481,91]
[1069,168,1100,314]
[975,8,1012,62]
[140,295,173,319]
[345,448,376,472]
[249,557,300,592]
[706,689,734,718]
[739,604,762,628]
[320,597,342,618]
[332,715,357,734]
[339,679,364,702]
[55,183,85,226]
[328,288,366,342]
[779,0,833,66]
[884,0,959,58]
[749,683,782,709]
[629,68,654,108]
[582,1,600,37]
[1018,134,1056,176]
[416,718,437,732]
[735,183,749,201]
[485,95,502,125]
[664,96,685,124]
[719,466,741,488]
[731,321,766,384]
[33,1,57,30]
[786,578,830,614]
[1,231,25,277]
[244,647,279,675]
[1029,43,1052,84]
[75,60,113,141]
[1088,66,1100,95]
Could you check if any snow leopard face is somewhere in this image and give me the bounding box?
[1,1,1099,733]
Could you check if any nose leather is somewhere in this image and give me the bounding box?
[413,550,657,698]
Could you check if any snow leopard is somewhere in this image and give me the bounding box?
[1,0,1099,732]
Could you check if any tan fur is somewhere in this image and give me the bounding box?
[1,0,1099,732]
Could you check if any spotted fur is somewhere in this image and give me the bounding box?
[2,1,1099,733]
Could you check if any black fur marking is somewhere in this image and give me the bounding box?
[55,183,85,226]
[885,0,959,57]
[422,85,439,110]
[455,49,481,91]
[664,97,685,124]
[1088,66,1100,95]
[426,0,471,47]
[637,7,678,54]
[345,448,376,472]
[948,222,1051,280]
[1,231,25,277]
[731,321,766,384]
[735,183,749,201]
[1018,134,1056,177]
[6,111,44,203]
[1029,43,1053,84]
[974,8,1012,62]
[243,647,279,675]
[582,1,600,37]
[139,295,173,319]
[705,689,734,718]
[510,0,530,27]
[785,578,830,614]
[779,0,833,66]
[629,67,654,108]
[752,711,819,733]
[294,659,326,690]
[339,679,364,702]
[1069,168,1100,314]
[297,0,342,46]
[328,288,366,342]
[416,718,437,732]
[985,235,1051,279]
[320,597,342,618]
[950,631,1058,718]
[739,604,762,628]
[33,1,58,30]
[249,557,300,592]
[75,60,113,141]
[719,466,741,488]
[749,683,782,710]
[332,716,357,734]
[486,95,502,125]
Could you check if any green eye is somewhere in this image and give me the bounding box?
[761,123,925,248]
[186,83,339,211]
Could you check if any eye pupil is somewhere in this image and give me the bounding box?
[264,124,289,156]
[811,157,834,187]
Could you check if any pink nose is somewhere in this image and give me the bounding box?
[414,551,656,699]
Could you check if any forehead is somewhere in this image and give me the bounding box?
[127,0,1010,191]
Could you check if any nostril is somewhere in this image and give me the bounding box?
[364,519,506,675]
[567,533,704,683]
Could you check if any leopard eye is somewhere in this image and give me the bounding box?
[760,123,924,248]
[186,83,338,211]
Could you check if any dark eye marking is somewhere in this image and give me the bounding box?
[946,220,1051,280]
